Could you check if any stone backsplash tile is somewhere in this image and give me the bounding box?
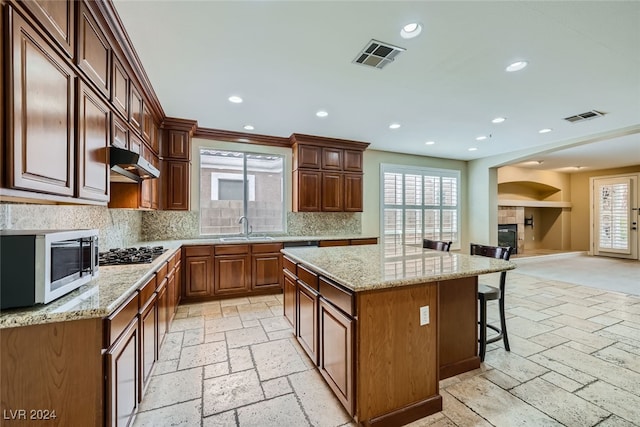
[286,212,361,236]
[142,210,201,241]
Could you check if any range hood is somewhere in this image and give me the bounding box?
[110,146,160,183]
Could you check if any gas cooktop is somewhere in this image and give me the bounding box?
[99,246,165,266]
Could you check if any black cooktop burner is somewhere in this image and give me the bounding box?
[99,246,165,266]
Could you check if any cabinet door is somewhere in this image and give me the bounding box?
[142,105,152,143]
[20,0,74,57]
[294,170,321,212]
[283,270,297,331]
[184,255,213,298]
[156,281,168,344]
[322,172,343,212]
[319,299,354,415]
[252,252,282,290]
[214,254,251,295]
[129,84,143,133]
[106,319,139,427]
[174,260,182,313]
[77,2,110,97]
[344,173,363,212]
[343,150,363,172]
[296,145,321,169]
[139,144,153,209]
[77,81,110,202]
[112,113,128,149]
[9,11,75,196]
[166,269,176,321]
[163,160,190,210]
[322,148,343,170]
[297,281,319,365]
[129,132,142,154]
[139,298,157,397]
[112,55,129,119]
[163,130,190,160]
[150,155,160,210]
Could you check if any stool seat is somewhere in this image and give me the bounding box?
[471,243,513,362]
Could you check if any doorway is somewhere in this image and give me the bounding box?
[591,174,639,259]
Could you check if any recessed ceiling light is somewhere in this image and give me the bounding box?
[243,125,254,131]
[492,117,506,124]
[228,95,243,103]
[425,141,435,145]
[468,147,478,151]
[538,128,552,134]
[537,160,544,165]
[316,110,328,118]
[389,123,401,129]
[505,61,528,72]
[400,22,422,39]
[476,136,487,141]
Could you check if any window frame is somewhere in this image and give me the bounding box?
[379,163,461,251]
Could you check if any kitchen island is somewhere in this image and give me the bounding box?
[281,243,515,427]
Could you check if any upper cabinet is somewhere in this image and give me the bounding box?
[291,134,369,212]
[77,1,110,97]
[111,54,129,119]
[19,0,74,58]
[129,83,143,134]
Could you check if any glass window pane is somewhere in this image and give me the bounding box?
[246,154,284,233]
[424,176,440,206]
[405,209,422,245]
[442,177,457,206]
[404,174,422,206]
[384,173,403,205]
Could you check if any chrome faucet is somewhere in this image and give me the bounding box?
[238,216,251,236]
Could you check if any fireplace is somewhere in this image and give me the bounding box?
[498,224,518,254]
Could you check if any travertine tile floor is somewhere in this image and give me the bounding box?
[133,270,640,427]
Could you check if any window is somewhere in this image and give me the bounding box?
[200,149,284,235]
[381,164,460,251]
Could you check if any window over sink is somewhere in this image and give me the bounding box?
[381,164,460,252]
[199,149,285,235]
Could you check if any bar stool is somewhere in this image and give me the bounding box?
[470,243,513,361]
[423,239,452,252]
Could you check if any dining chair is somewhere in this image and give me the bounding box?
[423,239,452,252]
[470,243,513,362]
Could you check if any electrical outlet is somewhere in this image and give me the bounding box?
[420,306,430,326]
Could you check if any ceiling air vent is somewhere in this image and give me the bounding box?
[353,39,405,69]
[563,110,607,123]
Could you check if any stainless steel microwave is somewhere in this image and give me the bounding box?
[0,229,99,309]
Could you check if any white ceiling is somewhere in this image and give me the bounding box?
[113,0,640,172]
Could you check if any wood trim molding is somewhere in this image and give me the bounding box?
[161,117,198,133]
[194,127,291,148]
[290,133,370,150]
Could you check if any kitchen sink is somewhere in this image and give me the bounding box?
[219,236,274,242]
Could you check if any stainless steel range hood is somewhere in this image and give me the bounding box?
[110,146,160,183]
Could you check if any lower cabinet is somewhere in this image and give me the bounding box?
[139,296,157,396]
[183,245,214,299]
[297,281,319,364]
[214,246,251,295]
[156,278,168,344]
[106,319,139,427]
[283,268,297,330]
[251,243,283,291]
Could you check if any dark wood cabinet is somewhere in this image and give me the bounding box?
[20,0,74,58]
[344,173,363,212]
[8,10,76,196]
[294,170,322,212]
[139,143,158,209]
[156,279,168,345]
[111,55,129,119]
[283,269,297,330]
[319,298,354,415]
[129,84,143,134]
[163,160,190,210]
[321,172,343,212]
[322,148,343,170]
[142,105,152,143]
[214,245,251,295]
[251,243,283,291]
[297,281,319,364]
[106,319,138,427]
[129,132,142,154]
[112,113,129,148]
[139,296,157,397]
[77,81,110,202]
[163,130,190,160]
[183,246,214,299]
[343,150,363,172]
[295,145,321,169]
[77,1,110,97]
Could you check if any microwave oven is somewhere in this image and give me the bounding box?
[0,229,99,309]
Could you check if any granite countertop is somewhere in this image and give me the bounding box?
[0,235,378,329]
[281,244,516,292]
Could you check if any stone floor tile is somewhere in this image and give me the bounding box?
[528,353,596,385]
[404,412,450,426]
[262,376,292,399]
[226,325,268,348]
[593,345,640,373]
[133,398,201,427]
[528,332,570,349]
[550,326,615,350]
[547,302,607,319]
[480,368,521,389]
[506,316,558,338]
[540,371,584,393]
[601,323,640,341]
[596,414,640,427]
[577,380,640,423]
[541,345,640,394]
[545,314,606,333]
[222,305,239,317]
[203,370,264,415]
[508,306,555,321]
[505,334,547,357]
[237,302,276,321]
[260,316,291,332]
[205,332,226,343]
[269,306,284,317]
[289,369,352,427]
[241,319,261,328]
[230,347,254,373]
[178,341,227,370]
[183,327,205,346]
[204,361,230,379]
[158,331,183,361]
[267,329,294,341]
[248,294,280,304]
[205,316,243,334]
[563,339,600,355]
[511,377,609,426]
[169,316,204,332]
[203,410,237,427]
[483,350,548,382]
[152,359,179,376]
[252,339,308,381]
[446,375,562,426]
[220,297,251,307]
[613,341,640,357]
[439,389,492,427]
[236,394,309,427]
[138,368,202,412]
[173,311,188,320]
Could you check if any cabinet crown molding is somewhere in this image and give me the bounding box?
[290,133,370,151]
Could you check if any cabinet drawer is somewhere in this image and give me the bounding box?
[350,238,378,245]
[283,256,297,275]
[184,245,213,257]
[172,251,181,265]
[297,264,318,291]
[319,240,350,247]
[215,244,250,255]
[156,262,168,283]
[168,253,176,271]
[138,275,157,309]
[251,242,284,253]
[105,292,139,347]
[319,277,355,316]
